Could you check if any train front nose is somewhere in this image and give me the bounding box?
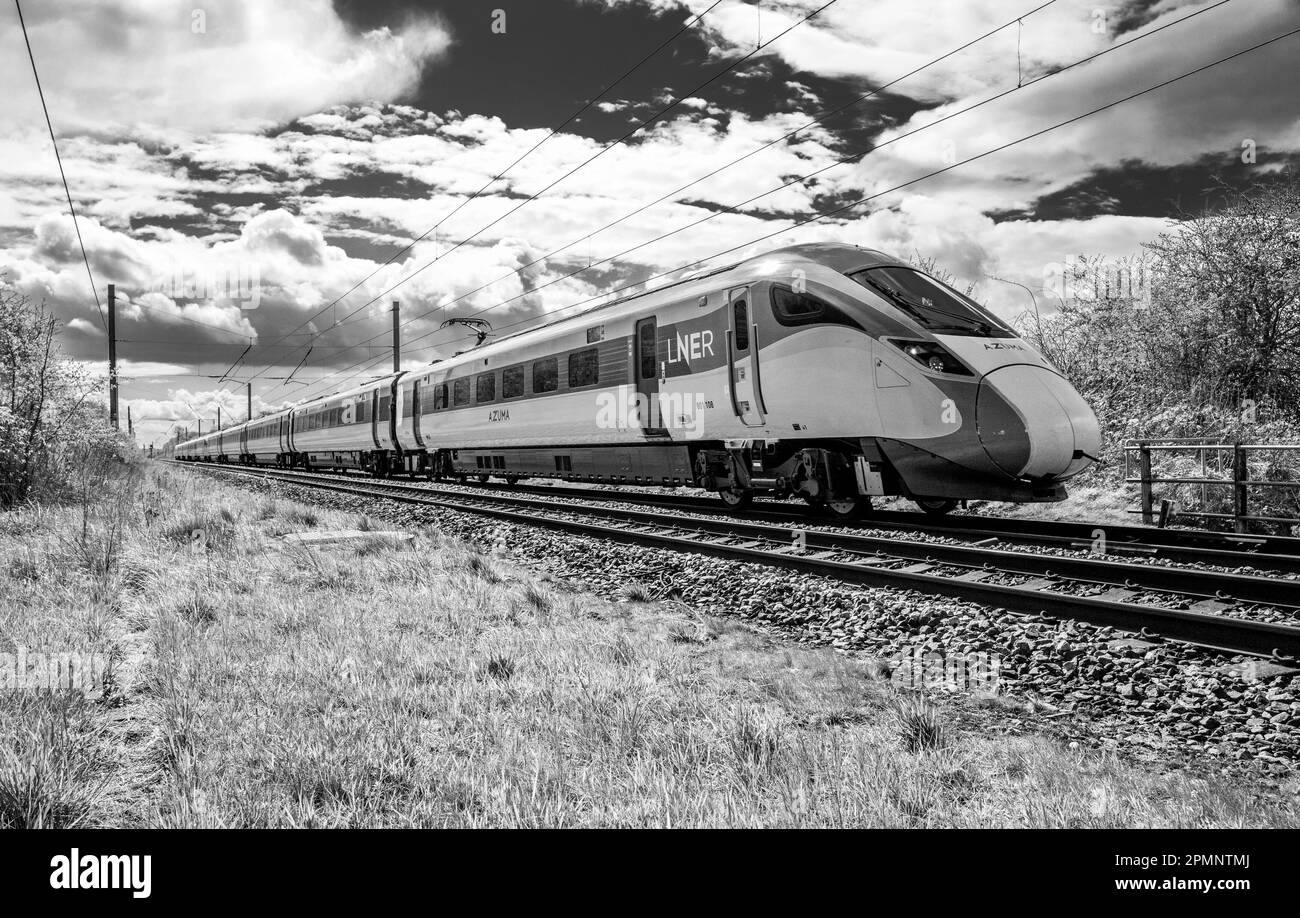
[975,365,1100,480]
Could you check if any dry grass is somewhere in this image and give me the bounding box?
[876,476,1136,526]
[0,464,1297,827]
[970,477,1137,525]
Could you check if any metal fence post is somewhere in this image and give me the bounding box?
[1233,442,1248,534]
[1139,443,1153,525]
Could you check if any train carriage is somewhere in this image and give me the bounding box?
[241,409,292,466]
[174,243,1100,519]
[288,375,400,474]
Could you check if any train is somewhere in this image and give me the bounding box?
[170,242,1100,518]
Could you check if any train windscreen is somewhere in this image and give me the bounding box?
[848,266,1015,338]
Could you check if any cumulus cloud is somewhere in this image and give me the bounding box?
[0,0,451,133]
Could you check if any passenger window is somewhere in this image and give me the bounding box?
[733,300,749,350]
[532,357,558,393]
[453,378,471,407]
[502,366,524,399]
[771,286,826,325]
[434,384,447,410]
[476,373,496,403]
[568,348,599,388]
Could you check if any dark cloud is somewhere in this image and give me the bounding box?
[989,151,1300,222]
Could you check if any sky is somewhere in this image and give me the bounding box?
[2,0,1298,449]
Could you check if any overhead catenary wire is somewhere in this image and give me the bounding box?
[222,0,730,386]
[306,12,1293,403]
[280,0,727,337]
[13,0,104,331]
[311,0,1067,379]
[129,299,256,341]
[284,0,1239,402]
[266,0,1069,401]
[470,18,1296,345]
[453,0,1238,340]
[235,0,844,390]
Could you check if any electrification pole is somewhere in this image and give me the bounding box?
[392,300,401,372]
[107,284,119,429]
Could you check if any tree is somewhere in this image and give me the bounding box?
[1144,175,1300,406]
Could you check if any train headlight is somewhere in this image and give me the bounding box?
[889,339,972,376]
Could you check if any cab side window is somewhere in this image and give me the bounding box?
[771,285,826,325]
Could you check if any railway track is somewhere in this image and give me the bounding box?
[433,477,1300,559]
[176,461,1300,573]
[177,460,1300,661]
[446,480,1300,573]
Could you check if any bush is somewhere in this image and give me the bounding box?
[1022,175,1300,477]
[0,282,129,507]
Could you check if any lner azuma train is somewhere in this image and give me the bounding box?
[175,242,1100,519]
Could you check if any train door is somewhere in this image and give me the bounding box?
[411,379,425,448]
[376,387,393,450]
[634,317,665,435]
[370,389,381,449]
[727,286,765,427]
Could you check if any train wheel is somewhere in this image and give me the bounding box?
[824,496,870,521]
[914,498,958,516]
[477,474,490,484]
[717,488,752,514]
[504,476,519,486]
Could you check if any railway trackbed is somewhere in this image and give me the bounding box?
[178,461,1300,661]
